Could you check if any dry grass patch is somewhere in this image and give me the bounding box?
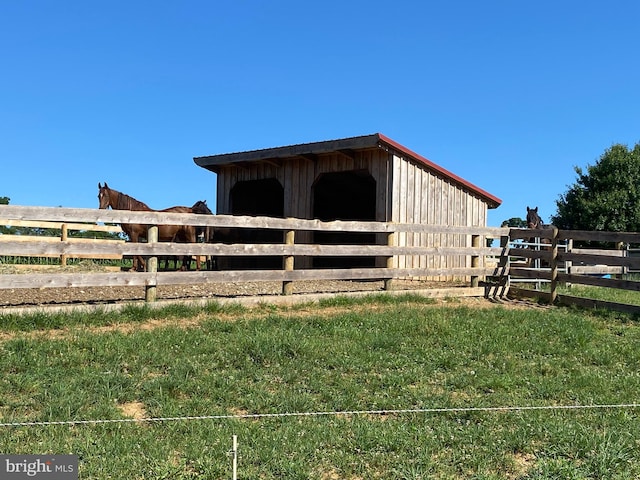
[507,451,536,478]
[117,401,147,420]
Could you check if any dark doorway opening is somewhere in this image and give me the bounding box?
[230,178,284,217]
[312,170,377,268]
[223,178,284,269]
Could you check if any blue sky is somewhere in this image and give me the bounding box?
[1,1,638,227]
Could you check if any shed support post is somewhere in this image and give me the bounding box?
[471,234,481,288]
[282,230,295,295]
[384,231,395,291]
[146,225,158,302]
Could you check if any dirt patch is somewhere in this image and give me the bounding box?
[0,276,469,308]
[507,451,536,478]
[117,401,147,420]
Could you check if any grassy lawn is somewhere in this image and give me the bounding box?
[560,284,640,306]
[1,295,640,479]
[517,281,640,309]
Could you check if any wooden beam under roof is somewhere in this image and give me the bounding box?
[259,158,282,168]
[337,149,356,161]
[296,153,318,163]
[225,162,250,170]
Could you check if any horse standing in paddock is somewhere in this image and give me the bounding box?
[191,200,242,244]
[97,182,201,271]
[191,199,247,270]
[526,206,553,267]
[191,200,214,242]
[191,200,216,270]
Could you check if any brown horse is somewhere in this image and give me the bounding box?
[526,206,545,230]
[98,182,200,271]
[191,199,248,270]
[190,199,216,270]
[191,200,214,243]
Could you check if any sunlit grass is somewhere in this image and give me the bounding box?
[1,296,640,478]
[561,283,640,306]
[519,280,640,309]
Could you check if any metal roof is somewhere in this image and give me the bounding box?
[194,133,501,208]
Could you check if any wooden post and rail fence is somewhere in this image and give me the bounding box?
[2,205,640,313]
[0,217,124,266]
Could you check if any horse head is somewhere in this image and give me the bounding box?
[98,182,113,209]
[191,200,214,244]
[191,200,213,215]
[526,206,543,229]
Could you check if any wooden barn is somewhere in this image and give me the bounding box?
[193,133,501,272]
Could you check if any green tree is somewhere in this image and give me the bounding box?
[501,217,527,228]
[0,196,12,234]
[552,143,640,231]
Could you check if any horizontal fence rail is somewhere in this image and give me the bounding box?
[0,205,506,235]
[1,205,505,304]
[0,217,124,265]
[507,227,640,314]
[2,205,640,313]
[0,241,505,260]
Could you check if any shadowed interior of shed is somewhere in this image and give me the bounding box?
[312,170,377,268]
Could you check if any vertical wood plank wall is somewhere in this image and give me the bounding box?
[216,149,489,277]
[389,153,488,279]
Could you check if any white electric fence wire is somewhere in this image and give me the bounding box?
[1,403,639,428]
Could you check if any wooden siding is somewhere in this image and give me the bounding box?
[389,153,488,279]
[215,149,489,277]
[216,150,390,221]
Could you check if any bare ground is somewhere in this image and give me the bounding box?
[0,280,423,308]
[0,264,472,308]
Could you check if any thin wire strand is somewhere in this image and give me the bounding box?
[2,403,639,428]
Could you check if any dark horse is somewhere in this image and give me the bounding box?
[526,206,552,266]
[191,200,214,242]
[191,199,239,243]
[191,199,216,270]
[526,206,547,230]
[98,182,202,271]
[191,199,248,270]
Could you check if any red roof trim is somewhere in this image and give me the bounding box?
[376,133,502,208]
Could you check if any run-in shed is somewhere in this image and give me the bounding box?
[194,133,501,271]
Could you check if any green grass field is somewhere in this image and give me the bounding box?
[561,283,640,306]
[1,294,640,479]
[517,280,640,309]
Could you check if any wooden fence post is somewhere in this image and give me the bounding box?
[549,226,559,304]
[60,223,68,266]
[616,241,626,278]
[565,237,573,288]
[282,230,295,295]
[384,231,395,291]
[491,233,511,298]
[146,225,158,302]
[471,234,480,288]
